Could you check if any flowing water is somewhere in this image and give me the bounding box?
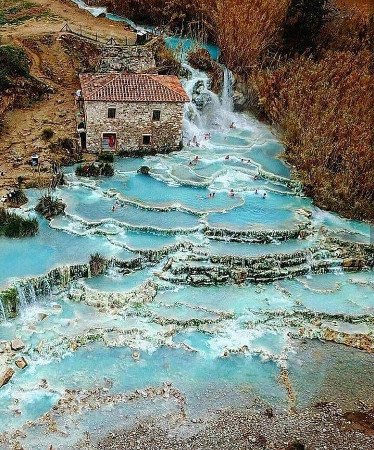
[0,3,373,448]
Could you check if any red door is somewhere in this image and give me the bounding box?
[102,133,117,151]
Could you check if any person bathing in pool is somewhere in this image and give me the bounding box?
[189,155,199,166]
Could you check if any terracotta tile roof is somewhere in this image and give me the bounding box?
[79,73,190,103]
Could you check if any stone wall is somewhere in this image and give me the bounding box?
[84,100,185,153]
[97,44,156,73]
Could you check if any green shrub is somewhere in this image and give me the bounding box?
[35,194,65,219]
[75,163,114,177]
[98,153,114,163]
[0,287,18,318]
[41,127,54,141]
[5,189,28,207]
[0,208,38,238]
[17,176,25,188]
[49,137,75,152]
[0,1,47,26]
[0,44,30,90]
[0,44,29,77]
[286,441,305,450]
[100,163,114,177]
[75,164,101,177]
[59,137,75,150]
[138,166,150,175]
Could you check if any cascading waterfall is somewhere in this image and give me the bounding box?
[25,283,37,304]
[106,260,122,279]
[183,62,236,141]
[16,284,29,309]
[8,264,90,315]
[305,250,314,276]
[221,67,234,112]
[0,297,6,321]
[60,266,72,286]
[330,263,345,275]
[16,282,37,308]
[39,278,53,299]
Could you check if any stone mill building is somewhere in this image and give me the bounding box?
[78,73,189,153]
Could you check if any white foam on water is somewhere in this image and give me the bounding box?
[71,0,107,17]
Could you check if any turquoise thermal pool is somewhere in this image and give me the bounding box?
[0,4,373,448]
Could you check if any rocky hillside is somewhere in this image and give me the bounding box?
[0,0,134,197]
[0,44,49,122]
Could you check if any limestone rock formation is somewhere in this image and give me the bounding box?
[0,368,14,388]
[10,339,25,351]
[15,357,28,369]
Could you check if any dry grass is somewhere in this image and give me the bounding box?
[318,6,373,53]
[254,49,374,220]
[213,0,289,74]
[335,0,373,15]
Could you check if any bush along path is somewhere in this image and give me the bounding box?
[75,163,114,177]
[35,194,66,220]
[0,208,38,238]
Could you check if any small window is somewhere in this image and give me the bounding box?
[108,107,116,119]
[152,110,161,121]
[142,134,151,145]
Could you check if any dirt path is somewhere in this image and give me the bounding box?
[0,0,136,199]
[1,0,136,42]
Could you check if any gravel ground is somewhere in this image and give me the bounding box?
[97,403,374,450]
